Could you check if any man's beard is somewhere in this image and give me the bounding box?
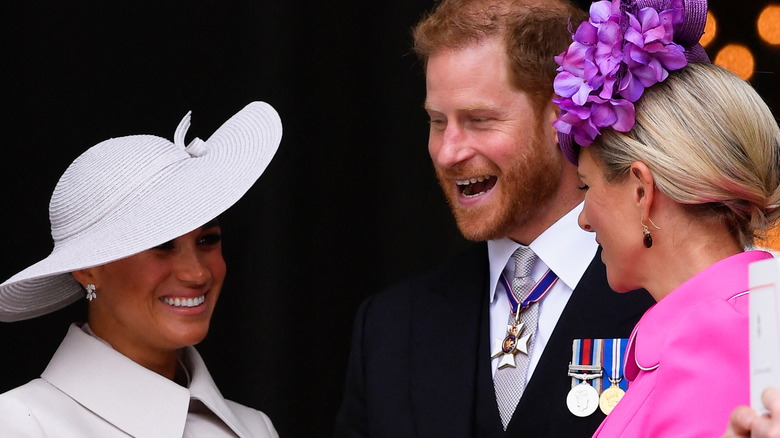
[436,131,562,242]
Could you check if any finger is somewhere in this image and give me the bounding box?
[763,388,780,416]
[725,406,756,437]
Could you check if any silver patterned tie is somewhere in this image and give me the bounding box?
[494,246,538,429]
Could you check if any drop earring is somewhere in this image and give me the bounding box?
[641,218,661,248]
[85,283,97,301]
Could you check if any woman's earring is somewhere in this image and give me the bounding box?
[641,218,661,249]
[85,284,97,301]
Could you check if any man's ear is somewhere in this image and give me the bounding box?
[542,100,561,147]
[629,161,656,222]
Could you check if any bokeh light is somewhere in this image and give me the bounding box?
[714,44,755,81]
[759,226,780,251]
[758,5,780,45]
[700,11,717,47]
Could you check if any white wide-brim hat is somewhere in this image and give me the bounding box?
[0,101,282,322]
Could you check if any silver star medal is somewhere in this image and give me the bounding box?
[491,321,532,369]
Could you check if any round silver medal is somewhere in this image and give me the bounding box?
[566,382,600,417]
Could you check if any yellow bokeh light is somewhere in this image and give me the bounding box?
[714,44,755,81]
[758,5,780,45]
[700,11,717,47]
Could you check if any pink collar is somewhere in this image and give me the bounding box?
[625,251,772,380]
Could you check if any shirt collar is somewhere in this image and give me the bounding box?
[487,202,598,303]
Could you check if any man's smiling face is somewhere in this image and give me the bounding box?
[425,37,561,241]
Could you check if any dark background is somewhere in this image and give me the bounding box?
[1,1,777,437]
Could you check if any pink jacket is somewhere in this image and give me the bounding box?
[593,250,772,438]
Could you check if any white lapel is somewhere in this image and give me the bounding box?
[42,324,190,437]
[181,347,253,438]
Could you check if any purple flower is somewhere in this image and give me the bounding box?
[589,96,635,132]
[618,5,687,101]
[573,20,598,46]
[553,97,601,146]
[553,0,688,146]
[626,8,667,46]
[588,0,621,24]
[594,20,624,79]
[554,45,602,106]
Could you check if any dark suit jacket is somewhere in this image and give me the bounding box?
[334,243,654,437]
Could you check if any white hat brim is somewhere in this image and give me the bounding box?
[0,101,282,322]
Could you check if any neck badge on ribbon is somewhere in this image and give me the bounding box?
[491,270,558,369]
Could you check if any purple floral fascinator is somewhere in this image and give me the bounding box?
[554,0,710,164]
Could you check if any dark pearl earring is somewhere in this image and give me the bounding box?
[643,226,652,248]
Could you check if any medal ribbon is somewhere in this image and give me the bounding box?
[571,338,604,389]
[601,338,628,391]
[499,269,558,315]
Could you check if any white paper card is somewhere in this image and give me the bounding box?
[748,256,780,411]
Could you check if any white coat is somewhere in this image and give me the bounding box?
[0,324,278,438]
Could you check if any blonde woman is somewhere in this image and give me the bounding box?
[554,0,780,435]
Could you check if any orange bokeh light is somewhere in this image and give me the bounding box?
[759,226,780,251]
[758,5,780,45]
[714,44,755,81]
[700,11,717,47]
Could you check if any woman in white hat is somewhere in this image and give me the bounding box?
[0,102,282,437]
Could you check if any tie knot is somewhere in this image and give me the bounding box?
[511,247,536,279]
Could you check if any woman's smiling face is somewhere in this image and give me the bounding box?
[79,220,226,363]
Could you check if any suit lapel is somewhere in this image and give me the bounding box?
[410,243,489,437]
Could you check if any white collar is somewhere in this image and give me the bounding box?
[183,342,254,437]
[487,202,598,303]
[41,323,253,438]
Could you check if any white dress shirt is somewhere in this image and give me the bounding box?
[488,202,598,379]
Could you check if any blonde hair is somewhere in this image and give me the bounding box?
[592,63,780,248]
